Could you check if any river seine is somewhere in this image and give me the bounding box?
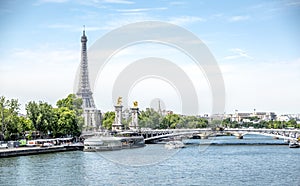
[0,135,299,186]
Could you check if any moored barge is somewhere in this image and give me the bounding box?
[84,136,145,151]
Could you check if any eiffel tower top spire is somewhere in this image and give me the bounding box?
[158,100,162,115]
[76,26,96,109]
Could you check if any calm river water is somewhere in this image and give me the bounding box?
[0,135,299,186]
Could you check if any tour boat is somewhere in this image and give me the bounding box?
[165,141,185,149]
[83,135,145,151]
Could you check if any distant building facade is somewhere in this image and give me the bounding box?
[226,110,276,123]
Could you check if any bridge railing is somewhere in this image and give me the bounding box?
[141,128,300,141]
[141,128,300,133]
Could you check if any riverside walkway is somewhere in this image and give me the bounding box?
[0,145,83,158]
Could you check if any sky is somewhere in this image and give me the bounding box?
[0,0,299,115]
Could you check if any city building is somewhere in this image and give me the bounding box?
[226,109,276,123]
[277,115,291,122]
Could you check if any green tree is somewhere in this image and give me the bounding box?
[286,119,297,128]
[56,94,83,131]
[56,94,83,114]
[222,118,231,128]
[210,119,223,128]
[259,120,268,128]
[249,116,259,121]
[183,116,208,128]
[55,107,79,137]
[0,97,21,140]
[228,121,238,128]
[177,117,188,128]
[139,108,162,129]
[102,111,115,130]
[272,121,282,129]
[25,101,39,131]
[4,113,20,140]
[0,94,84,140]
[1,96,37,140]
[296,121,300,129]
[26,101,55,135]
[161,114,180,129]
[39,102,56,134]
[17,116,34,138]
[0,96,8,138]
[196,118,208,128]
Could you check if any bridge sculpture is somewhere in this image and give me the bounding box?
[141,128,300,143]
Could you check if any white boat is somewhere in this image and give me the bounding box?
[289,141,300,148]
[165,141,185,149]
[83,136,145,151]
[0,143,8,149]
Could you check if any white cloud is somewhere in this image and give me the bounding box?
[210,13,224,19]
[74,0,134,9]
[286,1,300,7]
[115,7,167,13]
[169,16,206,26]
[229,15,250,22]
[115,8,150,13]
[223,48,253,60]
[34,0,69,5]
[103,0,134,4]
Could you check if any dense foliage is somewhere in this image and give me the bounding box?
[221,118,300,129]
[102,111,115,130]
[0,96,32,140]
[0,94,83,140]
[101,108,208,130]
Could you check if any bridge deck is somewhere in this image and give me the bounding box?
[141,128,300,142]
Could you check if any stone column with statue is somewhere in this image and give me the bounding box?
[112,97,124,132]
[130,101,139,131]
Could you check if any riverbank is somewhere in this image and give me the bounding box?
[0,145,83,158]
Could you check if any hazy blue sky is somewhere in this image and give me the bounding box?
[0,0,299,114]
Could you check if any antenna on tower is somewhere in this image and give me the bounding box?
[83,25,86,35]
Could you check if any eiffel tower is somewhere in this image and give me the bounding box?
[76,27,101,131]
[76,27,95,108]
